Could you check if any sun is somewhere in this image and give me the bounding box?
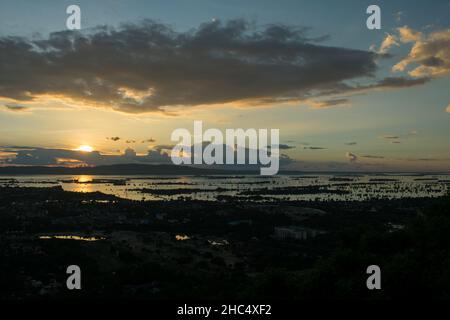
[76,145,94,152]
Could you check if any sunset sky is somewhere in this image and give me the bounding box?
[0,0,449,171]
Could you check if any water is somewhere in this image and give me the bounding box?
[0,174,449,202]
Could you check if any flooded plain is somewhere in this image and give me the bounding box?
[1,173,449,202]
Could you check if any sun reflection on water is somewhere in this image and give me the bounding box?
[77,175,93,183]
[73,175,93,193]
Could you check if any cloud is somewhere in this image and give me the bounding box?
[306,98,350,109]
[345,152,385,162]
[378,33,399,53]
[313,76,429,99]
[0,19,382,113]
[381,130,420,142]
[0,146,36,151]
[446,104,450,113]
[106,137,121,141]
[152,144,174,152]
[346,152,357,162]
[0,151,17,160]
[0,146,172,166]
[403,157,450,162]
[277,144,295,150]
[360,155,385,159]
[382,135,400,140]
[304,146,326,150]
[0,144,295,169]
[414,158,439,162]
[393,27,450,77]
[397,26,422,43]
[383,135,399,140]
[372,77,429,88]
[186,143,296,168]
[3,104,30,112]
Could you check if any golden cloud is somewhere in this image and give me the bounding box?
[379,33,399,53]
[397,26,422,43]
[393,27,450,78]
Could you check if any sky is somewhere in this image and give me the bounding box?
[0,0,449,171]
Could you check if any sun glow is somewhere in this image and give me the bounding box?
[76,145,94,152]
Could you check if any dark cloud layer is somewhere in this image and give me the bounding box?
[0,146,171,166]
[0,144,294,168]
[0,19,384,113]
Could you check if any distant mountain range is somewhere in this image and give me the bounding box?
[0,164,274,175]
[0,164,445,176]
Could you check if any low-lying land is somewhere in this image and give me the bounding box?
[1,186,449,300]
